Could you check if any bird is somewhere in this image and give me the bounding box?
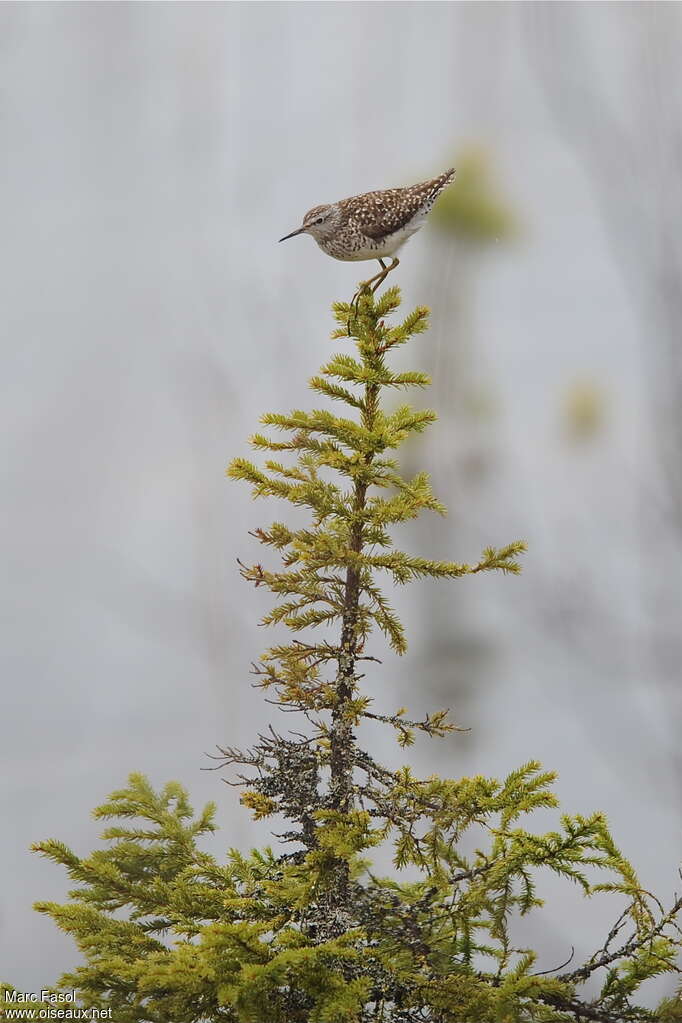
[279,168,456,297]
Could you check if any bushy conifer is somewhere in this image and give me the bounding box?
[3,287,681,1022]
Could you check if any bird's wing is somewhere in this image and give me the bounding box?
[345,169,455,240]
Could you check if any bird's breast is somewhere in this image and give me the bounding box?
[316,214,427,262]
[316,235,380,262]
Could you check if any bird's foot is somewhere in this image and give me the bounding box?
[347,281,372,335]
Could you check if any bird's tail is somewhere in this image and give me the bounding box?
[431,167,456,198]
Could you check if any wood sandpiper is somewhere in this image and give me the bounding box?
[279,168,456,296]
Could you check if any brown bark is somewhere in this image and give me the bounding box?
[323,381,378,938]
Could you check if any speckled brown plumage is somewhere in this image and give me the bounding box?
[339,169,455,240]
[278,168,455,310]
[279,168,456,264]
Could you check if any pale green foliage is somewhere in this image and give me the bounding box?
[12,765,681,1023]
[5,286,681,1022]
[230,285,525,682]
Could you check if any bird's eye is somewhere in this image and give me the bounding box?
[316,217,324,224]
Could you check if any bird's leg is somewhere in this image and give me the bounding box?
[351,260,386,306]
[348,258,400,333]
[348,260,387,333]
[360,259,388,293]
[370,256,399,293]
[348,287,363,334]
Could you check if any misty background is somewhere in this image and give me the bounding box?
[1,1,680,1002]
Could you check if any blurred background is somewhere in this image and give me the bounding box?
[1,0,680,1002]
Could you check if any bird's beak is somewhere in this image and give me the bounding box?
[278,226,306,242]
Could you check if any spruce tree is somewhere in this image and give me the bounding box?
[3,287,681,1023]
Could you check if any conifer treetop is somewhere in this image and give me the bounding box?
[228,285,524,688]
[5,286,681,1023]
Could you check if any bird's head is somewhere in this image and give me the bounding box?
[279,203,341,243]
